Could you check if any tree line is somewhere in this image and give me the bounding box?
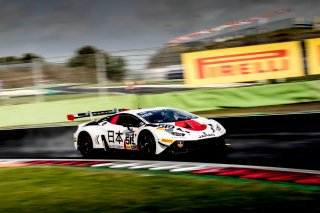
[0,46,126,82]
[0,53,42,64]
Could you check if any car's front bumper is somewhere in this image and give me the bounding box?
[165,134,226,155]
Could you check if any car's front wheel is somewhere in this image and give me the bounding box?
[138,130,156,157]
[78,132,94,158]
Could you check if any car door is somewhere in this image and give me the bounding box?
[100,115,127,150]
[115,114,143,150]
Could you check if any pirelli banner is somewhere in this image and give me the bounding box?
[181,41,305,86]
[305,38,320,75]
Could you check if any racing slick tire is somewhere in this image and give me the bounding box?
[78,132,95,158]
[138,130,156,158]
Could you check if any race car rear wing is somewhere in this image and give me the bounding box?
[67,108,129,121]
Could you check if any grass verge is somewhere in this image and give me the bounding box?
[0,166,319,212]
[0,80,320,128]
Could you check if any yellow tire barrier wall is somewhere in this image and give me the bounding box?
[306,38,320,75]
[181,41,306,86]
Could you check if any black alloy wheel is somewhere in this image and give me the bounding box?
[79,133,94,158]
[138,131,156,157]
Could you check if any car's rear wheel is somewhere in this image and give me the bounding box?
[138,131,156,157]
[78,132,94,158]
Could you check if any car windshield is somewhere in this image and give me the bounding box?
[137,109,198,123]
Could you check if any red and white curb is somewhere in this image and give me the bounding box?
[1,159,320,185]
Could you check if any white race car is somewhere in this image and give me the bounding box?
[67,107,227,157]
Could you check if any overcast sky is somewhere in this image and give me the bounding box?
[0,0,319,59]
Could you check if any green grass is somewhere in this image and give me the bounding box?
[0,95,138,128]
[142,79,184,85]
[0,79,320,128]
[0,166,319,212]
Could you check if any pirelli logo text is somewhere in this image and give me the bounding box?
[181,41,304,86]
[196,50,288,79]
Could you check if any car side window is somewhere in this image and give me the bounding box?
[116,114,143,128]
[173,111,188,121]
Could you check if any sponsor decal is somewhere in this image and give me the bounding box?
[161,138,174,143]
[125,132,134,144]
[111,144,123,149]
[115,131,123,143]
[157,124,175,129]
[108,131,114,143]
[208,124,215,133]
[101,129,137,150]
[138,112,153,118]
[172,136,185,139]
[124,130,137,150]
[175,120,207,131]
[102,131,125,149]
[196,50,288,79]
[199,132,215,139]
[182,42,304,86]
[95,135,100,144]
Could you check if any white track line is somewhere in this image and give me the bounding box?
[170,165,212,172]
[91,163,116,167]
[1,159,319,175]
[129,164,160,169]
[149,165,182,171]
[109,163,141,168]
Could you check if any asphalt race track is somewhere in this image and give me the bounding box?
[1,112,320,170]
